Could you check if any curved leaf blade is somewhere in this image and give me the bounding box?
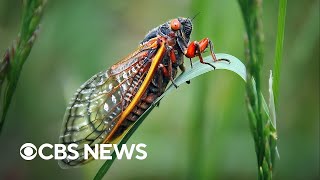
[94,53,246,180]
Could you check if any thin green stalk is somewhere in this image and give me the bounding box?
[239,0,284,179]
[238,0,279,179]
[0,0,46,134]
[188,0,210,179]
[273,0,287,110]
[188,78,208,180]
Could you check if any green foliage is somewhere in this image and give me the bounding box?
[188,1,215,179]
[238,0,286,179]
[273,0,287,110]
[94,54,246,180]
[238,0,269,178]
[0,0,46,133]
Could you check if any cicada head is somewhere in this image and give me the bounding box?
[174,17,192,43]
[163,17,193,51]
[141,17,193,52]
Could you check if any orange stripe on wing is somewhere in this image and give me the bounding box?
[103,41,166,143]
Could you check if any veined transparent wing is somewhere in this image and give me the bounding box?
[58,44,157,168]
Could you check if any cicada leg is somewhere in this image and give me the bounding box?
[185,38,230,69]
[158,63,178,88]
[177,64,191,84]
[157,46,179,88]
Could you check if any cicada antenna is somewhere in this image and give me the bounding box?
[190,12,200,21]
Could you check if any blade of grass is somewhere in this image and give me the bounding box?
[188,1,209,178]
[238,0,271,179]
[273,0,287,110]
[268,71,280,165]
[93,53,246,180]
[239,0,284,179]
[0,0,46,134]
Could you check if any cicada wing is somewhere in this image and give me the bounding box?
[58,70,121,168]
[58,47,152,168]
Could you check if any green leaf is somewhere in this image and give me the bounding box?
[268,71,276,129]
[273,0,287,109]
[268,70,280,163]
[93,53,246,180]
[0,0,46,134]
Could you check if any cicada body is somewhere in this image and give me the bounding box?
[59,17,223,168]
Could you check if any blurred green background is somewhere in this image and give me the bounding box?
[0,0,318,179]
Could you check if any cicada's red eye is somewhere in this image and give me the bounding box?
[170,19,181,31]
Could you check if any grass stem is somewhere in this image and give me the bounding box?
[0,0,46,134]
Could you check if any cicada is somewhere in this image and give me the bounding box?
[59,17,227,168]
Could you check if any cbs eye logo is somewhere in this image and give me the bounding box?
[20,143,37,160]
